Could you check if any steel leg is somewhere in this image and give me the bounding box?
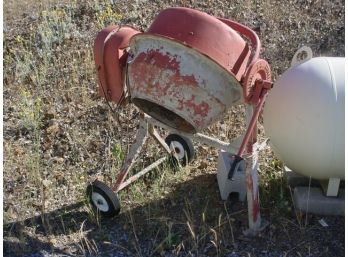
[113,118,148,191]
[245,146,261,232]
[148,125,172,154]
[116,157,167,191]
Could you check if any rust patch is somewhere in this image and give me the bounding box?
[130,50,201,99]
[246,172,260,222]
[181,95,210,117]
[128,47,215,129]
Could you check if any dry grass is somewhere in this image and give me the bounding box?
[3,0,345,256]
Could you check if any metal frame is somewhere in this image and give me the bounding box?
[111,104,265,233]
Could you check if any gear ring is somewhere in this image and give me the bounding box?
[243,59,272,103]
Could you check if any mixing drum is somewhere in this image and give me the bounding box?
[127,7,251,133]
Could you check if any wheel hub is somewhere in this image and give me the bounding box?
[91,192,109,212]
[170,141,185,159]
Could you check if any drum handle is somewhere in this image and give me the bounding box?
[218,18,261,65]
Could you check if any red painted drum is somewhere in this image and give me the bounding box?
[147,7,251,79]
[127,8,252,133]
[93,8,271,133]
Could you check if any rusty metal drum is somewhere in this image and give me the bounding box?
[127,8,249,133]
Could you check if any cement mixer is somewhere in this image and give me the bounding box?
[88,7,273,232]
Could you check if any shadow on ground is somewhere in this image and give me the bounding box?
[4,173,345,257]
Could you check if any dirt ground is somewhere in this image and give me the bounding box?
[3,0,345,256]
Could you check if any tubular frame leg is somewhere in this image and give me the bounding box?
[148,125,172,154]
[113,118,148,192]
[245,147,261,232]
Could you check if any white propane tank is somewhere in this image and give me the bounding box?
[263,49,344,180]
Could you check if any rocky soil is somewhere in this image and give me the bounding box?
[4,0,345,256]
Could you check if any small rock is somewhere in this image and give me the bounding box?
[49,237,57,245]
[53,157,65,164]
[42,179,51,188]
[44,109,56,120]
[46,124,60,135]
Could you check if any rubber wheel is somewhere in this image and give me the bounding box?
[86,180,120,217]
[165,133,195,166]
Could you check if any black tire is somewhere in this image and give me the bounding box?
[86,180,120,217]
[165,133,195,166]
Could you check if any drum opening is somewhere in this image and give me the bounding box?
[132,98,196,133]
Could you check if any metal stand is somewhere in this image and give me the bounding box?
[111,102,267,232]
[113,115,171,192]
[112,113,243,192]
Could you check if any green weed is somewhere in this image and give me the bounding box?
[94,2,123,28]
